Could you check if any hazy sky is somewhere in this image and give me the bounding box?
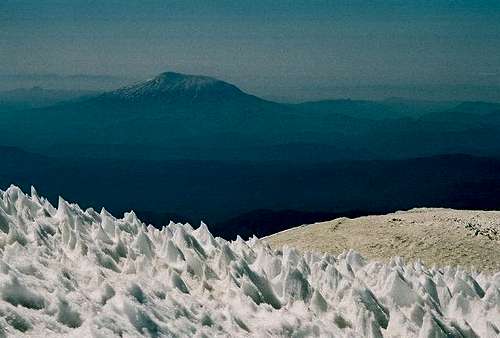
[2,1,500,100]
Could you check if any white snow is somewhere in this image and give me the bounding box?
[109,72,234,100]
[0,185,499,337]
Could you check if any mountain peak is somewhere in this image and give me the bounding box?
[148,72,221,91]
[107,71,245,102]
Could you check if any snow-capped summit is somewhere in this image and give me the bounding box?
[106,71,245,103]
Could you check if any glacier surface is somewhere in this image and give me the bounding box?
[0,185,499,337]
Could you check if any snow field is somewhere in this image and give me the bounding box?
[0,185,499,337]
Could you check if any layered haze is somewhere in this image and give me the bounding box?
[1,72,500,238]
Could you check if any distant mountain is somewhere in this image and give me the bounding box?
[294,98,500,120]
[417,101,500,131]
[2,71,500,161]
[0,73,135,91]
[0,72,411,158]
[0,87,99,111]
[450,101,500,115]
[380,98,459,116]
[2,150,500,239]
[418,110,500,129]
[0,72,315,154]
[294,99,406,120]
[102,72,251,104]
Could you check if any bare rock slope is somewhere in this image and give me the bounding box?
[265,208,500,272]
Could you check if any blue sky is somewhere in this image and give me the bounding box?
[1,1,500,100]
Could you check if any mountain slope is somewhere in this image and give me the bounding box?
[265,208,500,271]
